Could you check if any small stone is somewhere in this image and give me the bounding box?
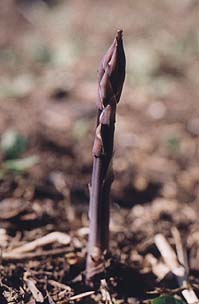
[134,176,148,191]
[187,118,199,136]
[147,101,166,120]
[162,182,177,198]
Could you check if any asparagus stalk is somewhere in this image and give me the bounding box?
[86,30,126,284]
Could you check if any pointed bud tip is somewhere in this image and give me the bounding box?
[116,29,123,41]
[96,29,126,109]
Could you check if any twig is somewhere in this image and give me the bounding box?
[100,279,113,304]
[171,228,199,304]
[46,291,56,304]
[145,253,170,281]
[2,247,74,260]
[69,291,95,301]
[24,271,44,303]
[154,234,184,278]
[171,227,189,273]
[181,290,199,304]
[47,279,72,292]
[86,29,126,284]
[154,233,199,304]
[5,232,71,255]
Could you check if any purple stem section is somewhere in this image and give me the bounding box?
[86,30,125,284]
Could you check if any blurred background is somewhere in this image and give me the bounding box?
[0,0,198,205]
[0,0,199,301]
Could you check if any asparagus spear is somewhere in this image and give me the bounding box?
[86,30,126,284]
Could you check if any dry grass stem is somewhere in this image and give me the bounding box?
[155,233,199,304]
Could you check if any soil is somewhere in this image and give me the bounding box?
[0,1,199,303]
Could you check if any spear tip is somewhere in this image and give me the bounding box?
[116,29,123,37]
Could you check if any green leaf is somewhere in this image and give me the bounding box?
[0,130,27,159]
[152,295,185,304]
[4,156,39,173]
[166,136,180,154]
[32,45,51,64]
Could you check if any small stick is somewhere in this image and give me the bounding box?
[2,246,73,260]
[145,253,170,281]
[100,279,113,304]
[5,232,71,255]
[171,228,198,304]
[69,291,95,301]
[86,30,126,284]
[154,234,184,278]
[171,227,189,274]
[46,291,56,304]
[47,280,72,292]
[24,272,44,303]
[155,233,199,304]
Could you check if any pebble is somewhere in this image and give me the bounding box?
[187,118,199,136]
[147,101,166,120]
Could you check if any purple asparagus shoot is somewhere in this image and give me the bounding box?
[86,30,126,285]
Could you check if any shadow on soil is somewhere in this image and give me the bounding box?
[114,181,161,208]
[68,260,157,302]
[108,262,156,299]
